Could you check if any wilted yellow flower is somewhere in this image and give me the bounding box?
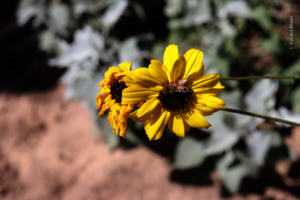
[122,44,225,140]
[96,62,134,137]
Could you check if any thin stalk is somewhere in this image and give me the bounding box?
[220,76,292,81]
[221,107,300,127]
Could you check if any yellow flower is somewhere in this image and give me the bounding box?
[96,62,134,137]
[122,44,225,140]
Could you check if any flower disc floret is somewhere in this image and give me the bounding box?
[158,86,191,113]
[110,80,127,103]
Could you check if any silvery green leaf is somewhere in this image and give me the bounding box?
[224,37,238,57]
[204,131,239,156]
[84,80,102,110]
[270,131,282,147]
[39,30,59,53]
[125,130,145,145]
[61,65,95,100]
[102,0,128,30]
[174,137,205,169]
[284,59,300,81]
[260,33,280,54]
[60,60,102,111]
[164,0,184,17]
[181,0,211,26]
[218,0,253,19]
[217,151,247,193]
[119,37,141,70]
[17,0,46,26]
[132,2,145,21]
[289,149,298,161]
[48,3,70,36]
[235,151,258,175]
[202,33,224,53]
[203,112,239,156]
[246,130,271,165]
[152,43,166,63]
[291,86,300,112]
[98,114,120,150]
[213,0,224,11]
[253,6,271,31]
[168,19,184,30]
[91,110,102,136]
[212,56,230,77]
[72,0,110,16]
[219,90,242,109]
[203,111,225,132]
[218,19,236,37]
[277,107,300,127]
[217,92,254,131]
[202,56,214,73]
[49,26,104,67]
[245,79,278,114]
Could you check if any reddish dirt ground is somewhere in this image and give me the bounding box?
[0,85,299,200]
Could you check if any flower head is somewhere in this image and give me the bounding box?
[122,45,225,140]
[96,62,134,137]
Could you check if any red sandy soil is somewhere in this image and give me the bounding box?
[0,84,299,200]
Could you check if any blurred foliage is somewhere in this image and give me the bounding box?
[17,0,300,194]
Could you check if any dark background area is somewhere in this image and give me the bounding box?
[0,0,66,93]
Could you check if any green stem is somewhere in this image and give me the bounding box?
[220,76,292,81]
[221,107,300,127]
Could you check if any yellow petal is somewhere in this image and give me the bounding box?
[124,104,134,113]
[137,99,160,120]
[100,86,110,94]
[96,93,109,109]
[98,98,115,116]
[98,79,105,87]
[129,110,144,122]
[185,64,204,87]
[102,67,123,86]
[122,86,160,104]
[119,104,134,115]
[170,55,186,82]
[163,44,179,73]
[162,64,171,83]
[183,118,190,132]
[195,106,216,116]
[182,106,211,129]
[108,104,119,129]
[202,82,225,96]
[114,72,126,79]
[117,114,127,124]
[104,94,112,102]
[192,94,220,116]
[183,49,204,79]
[118,118,127,137]
[190,73,220,90]
[189,94,207,107]
[194,82,225,95]
[145,108,170,140]
[134,68,166,87]
[117,112,131,137]
[201,96,225,109]
[124,71,137,87]
[167,114,188,138]
[119,62,132,72]
[149,60,169,85]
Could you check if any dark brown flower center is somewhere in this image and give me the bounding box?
[158,85,191,113]
[110,80,127,103]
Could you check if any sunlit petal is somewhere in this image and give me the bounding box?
[163,44,179,73]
